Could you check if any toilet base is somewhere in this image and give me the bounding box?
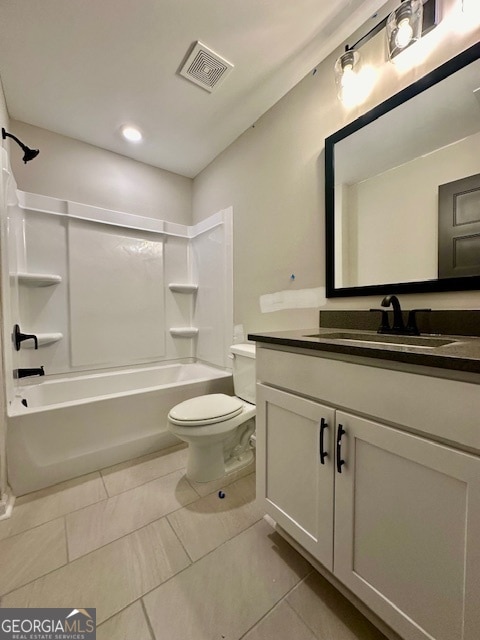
[186,444,255,483]
[225,448,254,477]
[169,400,256,483]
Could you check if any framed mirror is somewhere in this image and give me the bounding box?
[325,42,480,298]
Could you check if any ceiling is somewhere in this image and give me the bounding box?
[0,0,388,178]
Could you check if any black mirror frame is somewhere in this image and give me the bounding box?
[325,41,480,298]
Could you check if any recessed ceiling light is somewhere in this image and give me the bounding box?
[120,125,142,142]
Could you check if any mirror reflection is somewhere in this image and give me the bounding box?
[326,44,480,296]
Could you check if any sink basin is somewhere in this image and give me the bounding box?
[305,332,457,349]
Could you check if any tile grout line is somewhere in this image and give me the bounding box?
[1,499,205,600]
[283,599,320,639]
[4,444,189,537]
[3,515,267,622]
[165,514,194,564]
[279,572,323,640]
[183,467,256,501]
[0,515,69,545]
[184,476,202,497]
[0,477,109,543]
[0,519,71,599]
[100,442,187,479]
[4,500,302,637]
[68,468,257,562]
[67,484,200,562]
[0,472,262,596]
[101,459,190,498]
[98,443,188,491]
[63,515,71,564]
[236,571,314,640]
[0,510,169,600]
[93,596,157,640]
[1,472,260,601]
[98,470,110,498]
[1,461,254,546]
[140,596,158,640]
[137,517,272,604]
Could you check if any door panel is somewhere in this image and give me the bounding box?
[334,411,480,640]
[256,384,335,570]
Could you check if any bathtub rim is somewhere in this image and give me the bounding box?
[8,361,232,418]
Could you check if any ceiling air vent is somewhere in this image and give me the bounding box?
[179,42,234,93]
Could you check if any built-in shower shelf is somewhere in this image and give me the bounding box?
[22,332,63,348]
[15,272,62,287]
[168,283,198,293]
[169,327,199,338]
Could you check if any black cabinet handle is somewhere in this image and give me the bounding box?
[319,418,328,464]
[336,424,346,473]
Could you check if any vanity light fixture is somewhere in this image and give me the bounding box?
[334,0,438,104]
[120,125,142,143]
[334,46,361,103]
[386,0,423,59]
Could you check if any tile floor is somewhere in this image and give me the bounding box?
[0,443,389,640]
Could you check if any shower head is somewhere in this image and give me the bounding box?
[21,146,40,163]
[1,128,40,164]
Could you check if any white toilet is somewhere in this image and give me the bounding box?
[168,344,256,482]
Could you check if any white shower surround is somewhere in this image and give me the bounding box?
[8,362,233,495]
[3,190,234,495]
[8,191,234,377]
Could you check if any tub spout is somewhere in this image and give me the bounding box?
[15,367,45,379]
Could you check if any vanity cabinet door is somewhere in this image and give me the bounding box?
[256,383,335,571]
[334,411,480,640]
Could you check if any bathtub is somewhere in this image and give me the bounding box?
[7,362,233,495]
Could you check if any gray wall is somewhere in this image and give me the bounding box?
[4,0,480,341]
[192,0,480,333]
[0,76,8,131]
[9,120,193,225]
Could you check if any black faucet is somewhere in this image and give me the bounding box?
[15,366,45,379]
[370,296,431,335]
[13,324,38,351]
[381,295,405,332]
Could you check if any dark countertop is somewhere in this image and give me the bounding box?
[247,328,480,375]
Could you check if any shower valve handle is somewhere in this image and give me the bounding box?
[13,324,38,350]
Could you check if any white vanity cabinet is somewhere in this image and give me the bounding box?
[255,344,480,640]
[256,384,335,569]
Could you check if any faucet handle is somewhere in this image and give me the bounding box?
[370,308,390,334]
[406,308,431,335]
[13,324,38,351]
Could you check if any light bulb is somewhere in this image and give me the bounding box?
[120,125,142,143]
[386,0,423,60]
[341,64,354,88]
[395,18,414,49]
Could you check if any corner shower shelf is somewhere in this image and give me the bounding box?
[169,327,199,338]
[22,332,63,348]
[15,272,62,287]
[168,283,198,293]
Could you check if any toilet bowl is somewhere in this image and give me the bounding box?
[168,344,256,482]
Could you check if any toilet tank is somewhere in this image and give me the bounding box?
[230,343,256,404]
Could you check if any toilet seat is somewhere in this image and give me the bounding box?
[168,393,244,426]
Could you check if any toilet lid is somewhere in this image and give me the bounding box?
[168,393,244,425]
